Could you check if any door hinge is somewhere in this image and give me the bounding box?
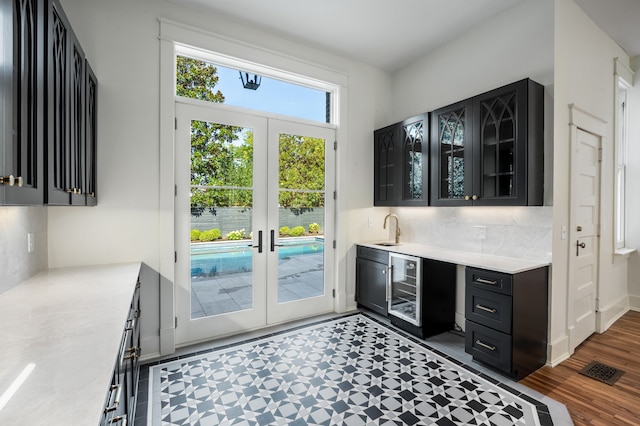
[332,240,336,249]
[334,141,337,151]
[597,223,601,237]
[332,289,335,298]
[175,316,178,328]
[333,191,337,200]
[174,251,177,263]
[598,147,603,162]
[174,185,177,196]
[175,117,177,129]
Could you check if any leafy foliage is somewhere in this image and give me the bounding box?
[177,55,325,218]
[308,223,320,233]
[190,229,201,241]
[199,228,222,242]
[290,226,305,237]
[225,229,246,240]
[279,226,291,236]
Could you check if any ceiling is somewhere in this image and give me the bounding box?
[172,0,640,72]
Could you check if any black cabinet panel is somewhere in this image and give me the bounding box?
[465,265,548,380]
[355,250,388,316]
[374,114,428,206]
[431,79,543,206]
[47,0,96,206]
[1,0,45,205]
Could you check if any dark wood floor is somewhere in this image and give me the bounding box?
[520,310,640,425]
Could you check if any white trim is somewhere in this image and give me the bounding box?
[596,295,629,333]
[568,103,607,134]
[614,57,635,86]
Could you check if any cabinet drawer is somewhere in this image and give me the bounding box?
[357,245,389,264]
[466,267,512,295]
[465,320,511,372]
[465,287,512,334]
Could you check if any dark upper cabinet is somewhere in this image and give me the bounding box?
[430,99,473,206]
[431,79,543,206]
[374,113,428,206]
[47,0,96,206]
[1,0,46,205]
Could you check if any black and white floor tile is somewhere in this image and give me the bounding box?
[142,314,555,425]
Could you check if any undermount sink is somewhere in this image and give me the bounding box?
[375,242,400,246]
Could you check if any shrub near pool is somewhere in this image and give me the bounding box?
[308,223,320,234]
[199,228,222,242]
[226,229,245,240]
[191,229,201,241]
[279,226,291,236]
[290,226,305,237]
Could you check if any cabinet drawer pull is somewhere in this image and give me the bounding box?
[476,278,498,286]
[475,304,497,314]
[475,340,496,351]
[104,384,122,413]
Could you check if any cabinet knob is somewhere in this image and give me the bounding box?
[464,195,470,201]
[0,175,23,187]
[472,195,478,200]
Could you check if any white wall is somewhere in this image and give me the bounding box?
[49,0,390,354]
[0,207,47,294]
[550,0,631,364]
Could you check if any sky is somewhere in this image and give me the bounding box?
[214,64,328,123]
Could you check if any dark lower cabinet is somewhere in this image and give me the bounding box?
[355,246,389,316]
[101,279,141,426]
[465,266,548,380]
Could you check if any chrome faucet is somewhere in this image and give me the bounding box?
[383,214,401,244]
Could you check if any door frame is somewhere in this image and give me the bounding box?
[173,97,337,347]
[567,104,605,353]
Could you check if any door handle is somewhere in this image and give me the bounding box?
[576,240,586,256]
[270,230,284,252]
[248,230,263,253]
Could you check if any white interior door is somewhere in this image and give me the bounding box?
[174,100,335,346]
[568,127,601,352]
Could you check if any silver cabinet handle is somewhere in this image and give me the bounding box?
[475,304,497,314]
[476,278,498,286]
[0,175,23,187]
[111,415,127,425]
[104,384,122,413]
[386,266,392,302]
[475,340,496,351]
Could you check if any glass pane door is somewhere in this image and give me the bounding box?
[388,253,421,326]
[267,119,335,324]
[175,102,268,344]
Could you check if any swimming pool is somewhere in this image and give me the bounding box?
[191,237,324,277]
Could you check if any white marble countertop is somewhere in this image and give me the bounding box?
[358,242,549,274]
[0,262,141,426]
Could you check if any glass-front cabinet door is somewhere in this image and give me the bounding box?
[401,114,428,205]
[430,100,472,206]
[472,79,543,206]
[373,124,399,206]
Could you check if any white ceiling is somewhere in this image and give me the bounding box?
[172,0,640,72]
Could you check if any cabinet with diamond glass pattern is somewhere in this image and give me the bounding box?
[374,113,428,206]
[431,78,544,206]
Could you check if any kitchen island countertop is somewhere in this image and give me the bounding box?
[0,262,141,426]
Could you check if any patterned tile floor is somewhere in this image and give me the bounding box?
[139,314,558,425]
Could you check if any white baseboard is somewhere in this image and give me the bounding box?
[597,295,629,333]
[629,294,640,311]
[547,334,570,367]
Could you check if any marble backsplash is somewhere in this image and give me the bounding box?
[0,206,48,294]
[391,206,552,263]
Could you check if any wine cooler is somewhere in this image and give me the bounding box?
[388,253,422,327]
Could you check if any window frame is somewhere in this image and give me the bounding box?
[613,58,634,252]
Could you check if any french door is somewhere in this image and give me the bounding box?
[175,99,335,345]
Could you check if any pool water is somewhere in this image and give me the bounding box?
[191,237,324,277]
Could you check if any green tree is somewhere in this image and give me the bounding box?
[177,56,248,215]
[278,134,325,212]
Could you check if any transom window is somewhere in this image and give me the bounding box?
[176,53,330,124]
